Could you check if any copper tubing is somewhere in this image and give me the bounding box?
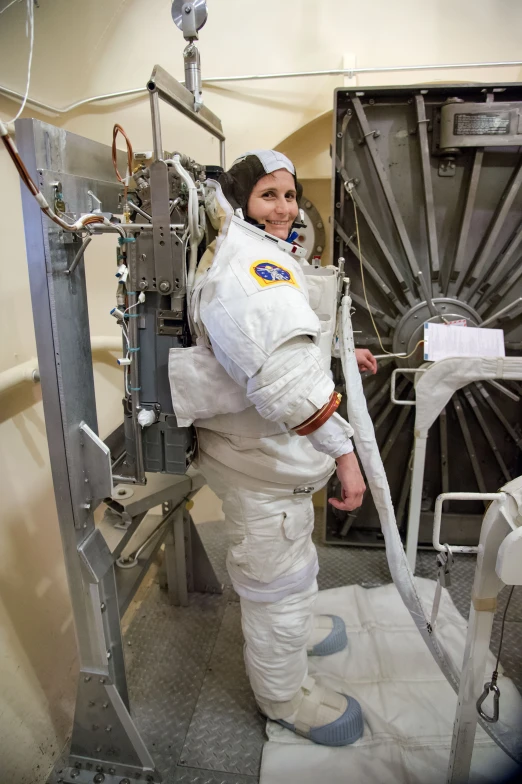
[112,123,134,201]
[1,128,124,234]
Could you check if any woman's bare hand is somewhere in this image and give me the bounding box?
[328,451,366,511]
[355,348,377,375]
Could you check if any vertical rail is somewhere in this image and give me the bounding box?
[452,393,487,496]
[337,156,415,306]
[334,221,405,314]
[351,97,436,314]
[463,388,511,481]
[475,382,522,450]
[381,404,412,461]
[461,156,522,299]
[127,240,146,484]
[415,94,440,294]
[150,90,163,161]
[449,93,494,296]
[479,260,522,315]
[475,223,522,309]
[219,138,226,169]
[449,150,485,296]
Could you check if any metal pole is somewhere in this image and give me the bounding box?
[2,61,522,116]
[220,139,226,169]
[150,90,163,161]
[127,240,146,485]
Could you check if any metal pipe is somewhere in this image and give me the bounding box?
[126,202,152,223]
[201,60,522,83]
[150,90,163,161]
[65,235,92,275]
[415,94,440,294]
[219,139,226,169]
[2,61,521,116]
[0,336,122,395]
[351,97,437,315]
[479,296,522,327]
[126,240,146,485]
[432,491,506,554]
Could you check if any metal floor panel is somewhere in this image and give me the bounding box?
[47,516,521,784]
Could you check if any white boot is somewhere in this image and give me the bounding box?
[257,675,363,746]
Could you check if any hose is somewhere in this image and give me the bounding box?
[170,154,203,293]
[339,290,521,763]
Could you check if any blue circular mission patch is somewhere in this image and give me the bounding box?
[254,262,291,282]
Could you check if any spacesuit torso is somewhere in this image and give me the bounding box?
[168,182,340,488]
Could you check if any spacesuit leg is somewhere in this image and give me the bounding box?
[197,454,362,747]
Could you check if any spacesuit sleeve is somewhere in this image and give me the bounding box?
[245,336,354,459]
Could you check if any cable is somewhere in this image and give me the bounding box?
[495,586,515,674]
[0,120,126,236]
[0,0,23,13]
[9,0,34,123]
[112,124,134,204]
[350,188,424,360]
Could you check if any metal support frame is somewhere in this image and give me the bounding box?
[16,91,223,782]
[440,479,522,783]
[395,358,522,571]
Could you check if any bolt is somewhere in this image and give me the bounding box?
[75,762,82,769]
[70,772,79,780]
[57,779,64,783]
[105,725,112,733]
[96,746,102,752]
[96,765,103,772]
[84,676,91,683]
[100,603,106,612]
[93,775,105,784]
[305,201,312,209]
[139,280,147,290]
[109,769,116,775]
[159,280,170,293]
[337,132,343,138]
[106,650,112,660]
[184,4,191,11]
[99,678,106,684]
[103,702,109,709]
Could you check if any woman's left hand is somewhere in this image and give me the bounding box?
[355,348,378,375]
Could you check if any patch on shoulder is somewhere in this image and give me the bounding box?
[250,260,299,288]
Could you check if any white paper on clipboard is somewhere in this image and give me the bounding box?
[423,322,505,362]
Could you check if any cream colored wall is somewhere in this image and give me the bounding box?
[1,0,521,781]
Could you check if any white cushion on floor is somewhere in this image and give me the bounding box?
[260,577,522,784]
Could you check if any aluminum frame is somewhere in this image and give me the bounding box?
[16,68,225,784]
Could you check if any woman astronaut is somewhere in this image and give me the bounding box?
[169,150,377,746]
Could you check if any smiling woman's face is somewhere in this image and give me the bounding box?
[246,169,299,240]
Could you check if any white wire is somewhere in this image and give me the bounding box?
[8,0,34,123]
[0,0,23,14]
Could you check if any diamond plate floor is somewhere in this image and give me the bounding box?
[47,514,522,784]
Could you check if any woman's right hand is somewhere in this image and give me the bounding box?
[328,451,366,511]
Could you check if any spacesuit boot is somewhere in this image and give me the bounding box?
[257,674,364,747]
[307,614,348,656]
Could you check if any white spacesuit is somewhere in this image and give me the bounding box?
[169,150,364,745]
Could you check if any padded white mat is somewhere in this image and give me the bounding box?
[260,578,522,784]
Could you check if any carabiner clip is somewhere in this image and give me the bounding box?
[476,681,500,723]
